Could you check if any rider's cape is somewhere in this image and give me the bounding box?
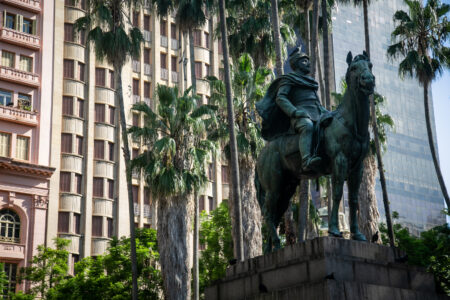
[256,72,319,141]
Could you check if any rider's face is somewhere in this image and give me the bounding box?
[296,57,310,74]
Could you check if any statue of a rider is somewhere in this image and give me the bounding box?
[256,47,328,171]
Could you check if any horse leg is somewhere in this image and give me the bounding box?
[329,154,347,237]
[347,166,367,241]
[263,191,281,251]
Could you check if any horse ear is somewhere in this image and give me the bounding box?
[346,51,353,66]
[363,50,369,59]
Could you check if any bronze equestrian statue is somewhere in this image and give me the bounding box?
[255,50,375,252]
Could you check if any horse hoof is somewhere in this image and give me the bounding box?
[352,232,367,241]
[328,230,343,238]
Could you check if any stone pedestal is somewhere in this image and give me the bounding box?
[205,237,448,300]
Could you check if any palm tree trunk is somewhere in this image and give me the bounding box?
[423,82,450,209]
[304,1,310,55]
[115,64,138,300]
[298,180,310,242]
[321,0,331,110]
[188,28,197,92]
[363,0,370,58]
[358,154,380,243]
[316,47,325,104]
[218,0,244,262]
[271,0,284,76]
[193,191,199,300]
[158,195,192,300]
[310,0,319,78]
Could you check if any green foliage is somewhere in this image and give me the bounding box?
[18,238,70,299]
[130,85,217,197]
[0,263,8,298]
[380,215,450,295]
[47,228,161,299]
[207,53,271,160]
[198,201,234,295]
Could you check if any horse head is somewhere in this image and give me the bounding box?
[345,51,375,96]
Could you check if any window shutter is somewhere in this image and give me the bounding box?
[3,11,7,27]
[18,15,23,33]
[15,15,19,31]
[32,20,36,35]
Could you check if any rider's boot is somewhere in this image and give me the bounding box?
[299,130,322,172]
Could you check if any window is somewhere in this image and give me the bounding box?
[193,30,201,46]
[132,148,139,159]
[71,254,80,275]
[19,55,32,72]
[205,64,210,77]
[1,51,15,68]
[95,104,105,122]
[133,11,139,27]
[16,136,29,160]
[64,59,74,78]
[208,163,213,180]
[199,196,205,212]
[0,132,11,157]
[94,140,104,159]
[58,212,70,233]
[218,38,223,54]
[109,106,115,125]
[62,96,73,115]
[132,113,139,127]
[61,133,72,153]
[221,165,229,183]
[171,23,177,39]
[208,196,214,211]
[93,177,104,197]
[3,263,17,295]
[77,99,84,118]
[144,188,150,205]
[95,68,105,86]
[0,90,12,106]
[144,15,150,31]
[108,142,114,161]
[76,136,83,155]
[133,79,139,96]
[204,32,210,49]
[64,23,74,42]
[109,70,115,89]
[5,13,15,29]
[60,172,71,192]
[78,63,85,81]
[0,209,20,243]
[144,82,151,98]
[75,174,82,194]
[108,179,114,199]
[18,94,31,110]
[219,68,224,81]
[79,29,86,45]
[23,18,33,34]
[195,62,202,79]
[73,213,81,234]
[92,216,103,237]
[171,56,177,72]
[107,218,113,237]
[144,48,151,64]
[160,20,167,36]
[132,186,139,204]
[160,53,167,69]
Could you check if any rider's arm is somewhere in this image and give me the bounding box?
[275,85,297,117]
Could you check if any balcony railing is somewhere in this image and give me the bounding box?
[0,105,38,126]
[171,38,178,50]
[144,63,152,76]
[0,240,25,260]
[0,66,39,87]
[133,95,141,104]
[143,30,151,43]
[0,27,40,50]
[132,60,140,73]
[171,71,179,83]
[144,204,151,218]
[144,97,152,107]
[134,203,140,216]
[161,68,168,80]
[3,0,41,12]
[160,35,168,47]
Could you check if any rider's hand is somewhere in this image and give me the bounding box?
[292,110,308,118]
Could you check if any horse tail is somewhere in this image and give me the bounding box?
[255,168,265,209]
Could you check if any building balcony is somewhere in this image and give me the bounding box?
[0,66,39,87]
[144,97,152,107]
[144,63,152,76]
[0,27,40,50]
[2,0,41,13]
[143,30,151,43]
[0,240,25,260]
[171,38,178,50]
[160,35,168,47]
[132,95,141,104]
[0,105,38,126]
[161,68,168,80]
[171,71,179,83]
[132,60,140,73]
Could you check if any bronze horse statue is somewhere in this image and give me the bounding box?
[255,52,375,252]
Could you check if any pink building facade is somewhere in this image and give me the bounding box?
[0,0,54,294]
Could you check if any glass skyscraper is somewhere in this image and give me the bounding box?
[331,0,446,234]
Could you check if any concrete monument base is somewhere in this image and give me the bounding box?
[205,237,448,300]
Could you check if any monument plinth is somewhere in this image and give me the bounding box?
[205,237,448,300]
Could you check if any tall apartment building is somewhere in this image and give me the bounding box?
[332,0,446,234]
[47,2,229,273]
[0,0,55,294]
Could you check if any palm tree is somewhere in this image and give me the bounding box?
[388,0,450,211]
[130,85,216,299]
[271,0,284,75]
[207,53,271,258]
[74,2,143,298]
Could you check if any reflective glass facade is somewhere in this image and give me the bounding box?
[331,0,446,234]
